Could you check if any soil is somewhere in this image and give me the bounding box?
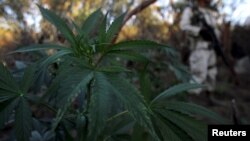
[188,66,250,124]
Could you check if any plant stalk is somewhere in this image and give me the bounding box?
[107,110,129,122]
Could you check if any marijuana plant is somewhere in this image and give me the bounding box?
[0,5,226,141]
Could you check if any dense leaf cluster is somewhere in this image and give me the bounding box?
[0,5,226,141]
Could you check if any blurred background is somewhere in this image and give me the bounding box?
[0,0,250,139]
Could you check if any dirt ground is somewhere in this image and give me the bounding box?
[188,65,250,124]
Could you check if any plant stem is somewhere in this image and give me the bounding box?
[94,51,108,68]
[40,102,57,113]
[107,110,129,122]
[85,80,93,113]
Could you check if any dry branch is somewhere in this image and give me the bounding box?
[112,0,157,43]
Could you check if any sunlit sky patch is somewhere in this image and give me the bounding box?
[157,0,250,25]
[3,0,250,31]
[224,0,250,25]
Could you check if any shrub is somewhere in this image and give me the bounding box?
[0,5,226,141]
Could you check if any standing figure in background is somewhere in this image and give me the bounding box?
[179,0,220,95]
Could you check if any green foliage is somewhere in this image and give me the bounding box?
[105,74,159,140]
[0,64,34,141]
[106,13,126,43]
[0,5,227,141]
[37,5,76,45]
[10,44,68,53]
[15,97,32,141]
[80,9,103,37]
[152,101,227,124]
[151,83,205,104]
[153,110,207,141]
